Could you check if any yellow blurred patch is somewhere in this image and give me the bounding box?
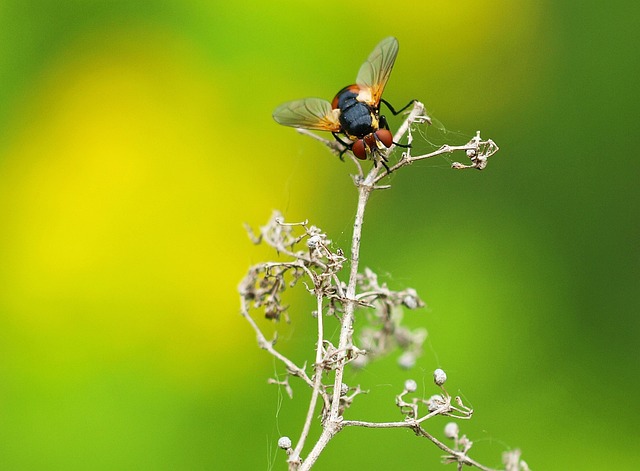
[0,28,282,386]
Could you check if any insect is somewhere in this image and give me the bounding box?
[272,37,414,171]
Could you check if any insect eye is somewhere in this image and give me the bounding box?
[352,139,367,160]
[375,129,393,148]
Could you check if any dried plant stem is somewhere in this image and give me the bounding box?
[290,291,327,464]
[240,101,517,470]
[337,418,497,471]
[297,170,381,470]
[299,103,498,470]
[412,427,498,471]
[240,297,315,389]
[330,177,375,414]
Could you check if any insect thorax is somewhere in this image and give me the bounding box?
[340,102,379,139]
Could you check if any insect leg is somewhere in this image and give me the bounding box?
[332,132,353,161]
[380,98,415,116]
[379,115,391,131]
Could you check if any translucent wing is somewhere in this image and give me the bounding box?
[272,98,341,132]
[355,36,399,106]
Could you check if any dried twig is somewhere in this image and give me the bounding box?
[238,102,527,470]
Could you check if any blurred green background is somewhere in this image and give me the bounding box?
[0,0,638,469]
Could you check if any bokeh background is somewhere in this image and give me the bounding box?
[0,0,638,469]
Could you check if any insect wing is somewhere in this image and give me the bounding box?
[355,36,399,106]
[272,98,341,132]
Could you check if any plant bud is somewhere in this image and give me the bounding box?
[433,368,447,386]
[278,436,292,450]
[444,422,459,439]
[404,379,418,393]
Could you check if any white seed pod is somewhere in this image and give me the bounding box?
[340,383,349,396]
[397,351,416,369]
[444,422,459,439]
[433,368,447,386]
[404,379,418,393]
[350,354,368,369]
[278,436,292,450]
